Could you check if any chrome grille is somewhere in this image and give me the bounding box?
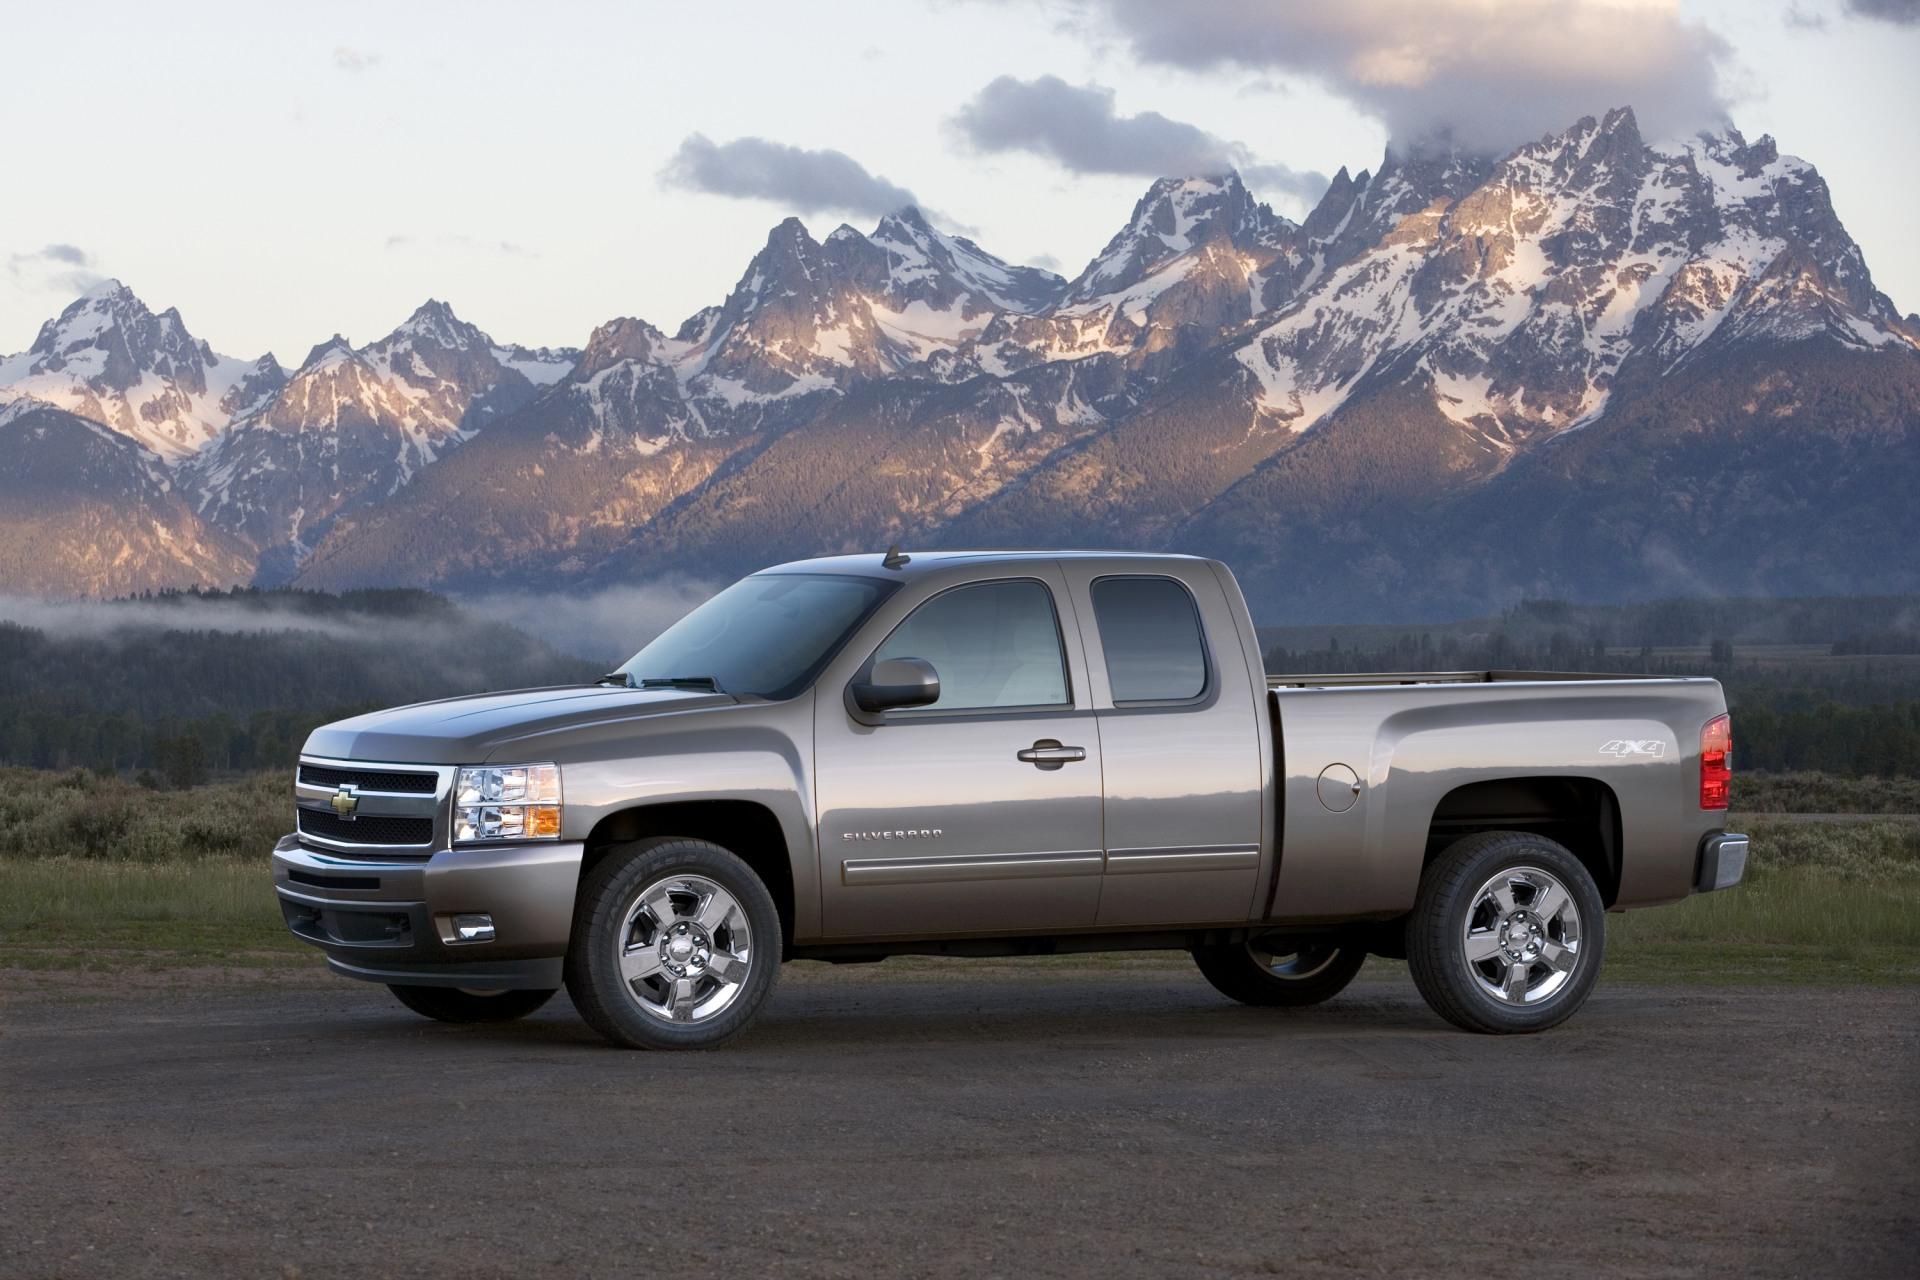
[297,763,437,794]
[294,755,451,855]
[296,808,434,847]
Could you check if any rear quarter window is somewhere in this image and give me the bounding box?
[1090,576,1209,703]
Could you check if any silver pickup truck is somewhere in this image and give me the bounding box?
[273,551,1746,1048]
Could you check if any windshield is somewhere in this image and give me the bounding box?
[613,573,897,700]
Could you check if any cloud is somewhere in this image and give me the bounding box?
[951,75,1327,202]
[1845,0,1919,23]
[332,45,381,73]
[660,134,920,218]
[7,244,106,295]
[1079,0,1733,151]
[954,75,1234,175]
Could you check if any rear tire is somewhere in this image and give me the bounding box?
[1193,937,1367,1007]
[565,837,781,1050]
[1406,831,1605,1034]
[387,985,555,1023]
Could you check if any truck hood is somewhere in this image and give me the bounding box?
[302,685,736,764]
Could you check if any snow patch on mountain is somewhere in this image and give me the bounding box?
[0,281,273,462]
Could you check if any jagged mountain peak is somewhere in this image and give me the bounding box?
[866,206,1066,314]
[1067,171,1291,302]
[386,298,486,349]
[29,280,191,359]
[0,280,270,462]
[576,316,667,378]
[297,334,359,371]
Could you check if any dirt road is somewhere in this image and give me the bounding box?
[1,966,1915,1278]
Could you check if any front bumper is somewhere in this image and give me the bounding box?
[1693,832,1749,894]
[271,834,584,990]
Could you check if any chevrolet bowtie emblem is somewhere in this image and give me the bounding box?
[329,785,360,818]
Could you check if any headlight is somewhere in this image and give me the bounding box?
[454,763,562,842]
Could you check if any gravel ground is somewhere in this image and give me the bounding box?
[0,966,1914,1279]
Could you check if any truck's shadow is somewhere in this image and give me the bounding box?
[343,977,1475,1057]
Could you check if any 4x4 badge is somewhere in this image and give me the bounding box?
[1598,739,1666,758]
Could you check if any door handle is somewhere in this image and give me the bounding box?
[1017,740,1086,770]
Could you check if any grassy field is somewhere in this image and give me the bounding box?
[0,769,1915,987]
[1605,819,1920,984]
[0,767,286,862]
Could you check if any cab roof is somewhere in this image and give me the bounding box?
[756,549,1209,580]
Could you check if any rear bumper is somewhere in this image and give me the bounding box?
[271,834,583,991]
[1694,832,1748,894]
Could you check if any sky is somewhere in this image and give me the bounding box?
[2,0,1916,362]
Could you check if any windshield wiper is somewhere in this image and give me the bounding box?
[637,675,726,693]
[595,672,633,688]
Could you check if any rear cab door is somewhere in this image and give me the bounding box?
[1057,557,1270,927]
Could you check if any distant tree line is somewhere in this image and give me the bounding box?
[0,588,600,784]
[1262,593,1920,654]
[3,587,1918,783]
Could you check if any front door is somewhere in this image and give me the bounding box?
[815,570,1105,939]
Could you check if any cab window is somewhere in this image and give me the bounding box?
[869,579,1069,712]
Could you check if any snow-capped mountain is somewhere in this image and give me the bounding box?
[187,300,576,573]
[1229,108,1912,446]
[0,281,282,461]
[664,209,1068,418]
[970,172,1307,377]
[8,107,1918,610]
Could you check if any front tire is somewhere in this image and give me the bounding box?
[387,985,556,1023]
[565,837,782,1050]
[1193,936,1367,1007]
[1406,831,1605,1034]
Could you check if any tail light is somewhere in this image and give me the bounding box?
[1700,714,1731,810]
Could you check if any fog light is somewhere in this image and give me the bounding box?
[452,913,496,943]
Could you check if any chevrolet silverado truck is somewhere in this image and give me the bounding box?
[273,551,1747,1049]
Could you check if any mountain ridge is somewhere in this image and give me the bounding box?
[4,106,1916,618]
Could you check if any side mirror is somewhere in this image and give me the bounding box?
[852,657,941,713]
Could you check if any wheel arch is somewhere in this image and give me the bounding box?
[582,800,797,954]
[1422,775,1622,907]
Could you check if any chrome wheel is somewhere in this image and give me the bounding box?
[615,874,754,1024]
[1247,939,1343,980]
[1462,865,1583,1005]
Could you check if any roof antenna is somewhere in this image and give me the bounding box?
[882,543,911,570]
